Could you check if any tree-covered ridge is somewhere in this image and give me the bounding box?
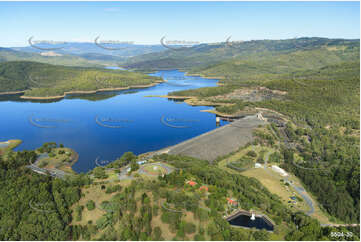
[124,37,359,71]
[0,61,161,97]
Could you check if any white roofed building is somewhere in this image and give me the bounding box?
[271,165,288,176]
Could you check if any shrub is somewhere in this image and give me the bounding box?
[246,150,257,157]
[184,222,196,234]
[86,200,96,211]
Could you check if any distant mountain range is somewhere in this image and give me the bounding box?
[11,41,166,62]
[123,37,360,73]
[0,47,112,67]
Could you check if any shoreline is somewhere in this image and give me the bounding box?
[0,90,25,95]
[145,94,243,118]
[0,81,163,100]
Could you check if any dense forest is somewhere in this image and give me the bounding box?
[0,61,161,97]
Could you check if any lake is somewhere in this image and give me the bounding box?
[0,70,228,173]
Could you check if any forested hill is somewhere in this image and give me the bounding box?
[0,61,161,98]
[123,37,359,72]
[0,47,113,67]
[169,58,360,224]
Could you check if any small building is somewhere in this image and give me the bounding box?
[271,165,288,176]
[137,160,147,165]
[255,163,262,168]
[186,180,197,186]
[227,198,238,206]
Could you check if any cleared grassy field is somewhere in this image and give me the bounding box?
[71,184,114,226]
[241,168,331,224]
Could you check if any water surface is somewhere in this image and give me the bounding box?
[0,70,228,173]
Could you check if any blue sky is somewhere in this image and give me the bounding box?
[0,1,359,47]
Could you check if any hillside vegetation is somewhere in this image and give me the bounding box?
[124,38,359,72]
[169,57,360,224]
[1,148,359,241]
[0,61,161,98]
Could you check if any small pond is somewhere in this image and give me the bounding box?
[228,214,274,231]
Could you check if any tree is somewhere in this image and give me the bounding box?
[86,200,95,211]
[93,167,108,179]
[246,150,257,157]
[153,227,162,240]
[130,160,139,172]
[184,222,196,234]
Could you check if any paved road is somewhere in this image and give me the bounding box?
[259,148,315,215]
[26,153,71,179]
[26,164,68,179]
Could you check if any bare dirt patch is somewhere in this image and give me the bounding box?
[213,87,286,102]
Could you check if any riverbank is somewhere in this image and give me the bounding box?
[145,94,239,117]
[16,81,163,100]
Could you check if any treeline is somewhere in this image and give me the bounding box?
[0,150,90,240]
[0,61,161,96]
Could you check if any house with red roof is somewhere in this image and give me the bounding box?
[186,180,197,186]
[227,197,238,206]
[199,185,208,192]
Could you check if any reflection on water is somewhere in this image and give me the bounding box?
[228,214,274,231]
[0,70,228,173]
